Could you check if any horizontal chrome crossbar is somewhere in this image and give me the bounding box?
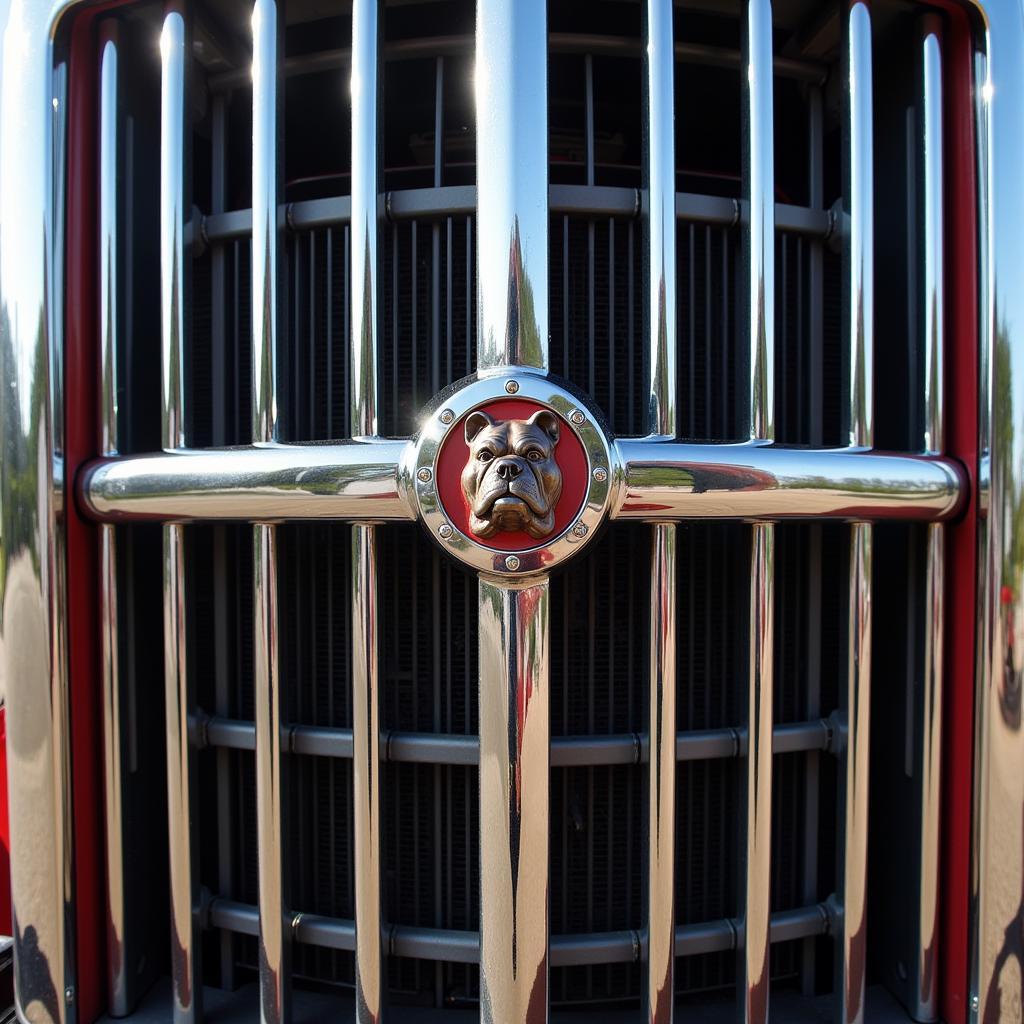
[199,716,835,764]
[81,440,411,522]
[80,438,965,525]
[206,898,831,965]
[614,441,964,522]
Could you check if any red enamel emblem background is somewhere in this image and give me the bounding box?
[436,399,589,551]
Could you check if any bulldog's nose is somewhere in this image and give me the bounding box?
[494,458,523,480]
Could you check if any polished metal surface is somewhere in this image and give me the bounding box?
[99,23,130,1018]
[252,524,289,1024]
[252,1,290,1019]
[252,0,280,448]
[911,26,944,1022]
[161,11,201,1022]
[740,5,775,1016]
[844,2,874,452]
[411,374,613,576]
[613,442,963,522]
[743,0,775,445]
[478,578,550,1024]
[921,30,944,461]
[163,524,201,1024]
[161,9,187,454]
[643,0,676,438]
[351,525,382,1023]
[475,0,548,372]
[647,524,676,1024]
[742,524,774,1023]
[81,441,410,523]
[350,0,380,439]
[831,8,875,1022]
[838,524,872,1024]
[836,8,874,1022]
[350,2,384,1018]
[0,12,74,1015]
[970,0,1024,1011]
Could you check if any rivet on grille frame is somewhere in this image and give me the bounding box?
[504,379,520,394]
[417,467,432,483]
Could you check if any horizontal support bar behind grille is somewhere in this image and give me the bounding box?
[208,32,826,92]
[200,186,831,243]
[206,899,832,965]
[200,716,835,764]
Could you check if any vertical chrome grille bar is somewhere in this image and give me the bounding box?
[647,523,676,1024]
[350,0,384,1019]
[642,3,677,1021]
[475,0,548,373]
[478,579,550,1024]
[99,22,129,1017]
[912,23,944,1021]
[160,10,201,1022]
[838,6,874,1022]
[475,3,551,1019]
[252,0,290,1020]
[644,0,676,439]
[741,2,775,1019]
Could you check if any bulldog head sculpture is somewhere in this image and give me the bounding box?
[460,409,563,539]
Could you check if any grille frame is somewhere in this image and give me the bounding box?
[0,2,1007,1024]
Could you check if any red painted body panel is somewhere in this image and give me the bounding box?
[939,7,979,1022]
[66,12,105,1022]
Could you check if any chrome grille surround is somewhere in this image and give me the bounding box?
[2,1,1020,1023]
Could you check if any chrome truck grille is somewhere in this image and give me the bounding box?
[10,0,1024,1022]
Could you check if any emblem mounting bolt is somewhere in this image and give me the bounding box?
[504,380,520,394]
[439,408,454,424]
[572,523,588,538]
[593,467,608,483]
[504,555,521,571]
[438,524,453,539]
[417,467,432,483]
[569,409,585,426]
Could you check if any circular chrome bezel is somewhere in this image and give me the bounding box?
[409,372,616,576]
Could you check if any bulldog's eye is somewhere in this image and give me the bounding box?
[526,450,543,462]
[477,450,494,463]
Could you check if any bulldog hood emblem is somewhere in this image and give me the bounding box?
[461,409,563,539]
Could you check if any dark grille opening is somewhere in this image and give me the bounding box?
[98,0,941,1016]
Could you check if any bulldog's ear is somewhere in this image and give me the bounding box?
[465,410,496,444]
[528,410,560,444]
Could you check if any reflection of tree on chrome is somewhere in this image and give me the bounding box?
[982,804,1024,1024]
[1001,584,1023,729]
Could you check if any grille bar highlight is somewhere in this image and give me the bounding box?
[251,1,291,1020]
[913,21,945,1021]
[837,6,874,1021]
[740,1,776,1018]
[350,3,384,1017]
[159,10,202,1022]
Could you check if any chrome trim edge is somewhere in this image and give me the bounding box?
[98,21,130,1018]
[909,23,944,1022]
[478,577,550,1024]
[647,524,676,1024]
[643,0,676,439]
[475,0,548,373]
[613,442,963,522]
[160,11,202,1022]
[252,1,290,1019]
[350,1,385,1018]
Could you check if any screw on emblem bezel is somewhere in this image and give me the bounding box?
[409,371,617,577]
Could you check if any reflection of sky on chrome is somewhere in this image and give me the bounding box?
[2,0,49,436]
